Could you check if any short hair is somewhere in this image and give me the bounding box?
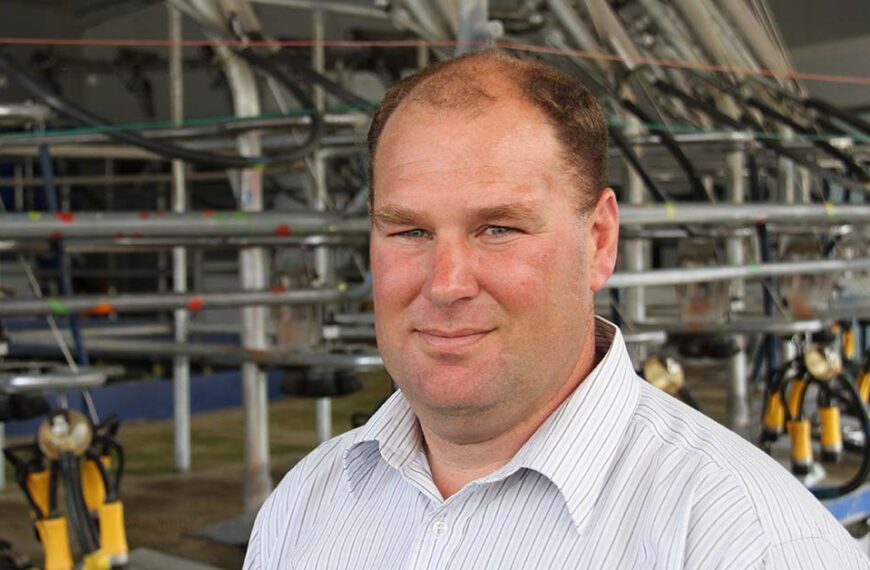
[366,49,608,212]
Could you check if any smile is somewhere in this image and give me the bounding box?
[415,328,493,353]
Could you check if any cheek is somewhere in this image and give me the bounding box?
[478,247,560,307]
[370,242,423,310]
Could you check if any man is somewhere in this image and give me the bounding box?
[245,50,869,569]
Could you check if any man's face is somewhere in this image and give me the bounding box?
[370,93,618,438]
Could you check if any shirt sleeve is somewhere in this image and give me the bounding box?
[759,537,870,569]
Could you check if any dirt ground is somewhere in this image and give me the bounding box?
[0,372,392,568]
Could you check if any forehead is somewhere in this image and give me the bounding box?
[373,95,566,197]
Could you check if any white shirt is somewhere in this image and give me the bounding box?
[244,318,870,569]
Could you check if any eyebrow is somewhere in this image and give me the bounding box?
[371,204,423,230]
[473,203,544,226]
[371,201,545,229]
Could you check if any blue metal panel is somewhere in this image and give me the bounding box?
[824,484,870,522]
[4,368,286,436]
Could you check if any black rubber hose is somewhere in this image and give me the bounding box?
[0,51,322,168]
[619,98,708,200]
[688,72,867,180]
[48,460,60,517]
[777,365,803,423]
[272,51,373,110]
[757,223,778,382]
[85,448,117,502]
[746,78,850,137]
[38,144,91,370]
[810,373,870,499]
[4,447,45,518]
[235,48,323,164]
[805,97,870,137]
[795,373,818,421]
[747,152,762,201]
[608,125,671,203]
[677,387,702,411]
[560,60,708,203]
[744,95,867,182]
[238,29,372,111]
[108,438,125,495]
[60,453,99,554]
[0,51,252,168]
[653,80,870,196]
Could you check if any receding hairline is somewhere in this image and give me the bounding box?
[367,50,609,212]
[385,52,553,131]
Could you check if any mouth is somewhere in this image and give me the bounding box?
[415,328,494,354]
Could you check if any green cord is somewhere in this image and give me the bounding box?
[1,101,867,145]
[0,102,378,143]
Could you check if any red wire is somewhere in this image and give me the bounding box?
[0,36,868,87]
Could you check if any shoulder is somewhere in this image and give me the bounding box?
[243,429,363,570]
[629,382,866,565]
[759,536,870,569]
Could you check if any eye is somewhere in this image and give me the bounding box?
[392,228,430,239]
[482,225,517,237]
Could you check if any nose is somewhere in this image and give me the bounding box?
[423,236,479,308]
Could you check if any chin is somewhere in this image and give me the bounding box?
[399,362,504,415]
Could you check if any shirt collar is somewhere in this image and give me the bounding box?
[497,317,641,534]
[343,317,641,534]
[343,388,424,494]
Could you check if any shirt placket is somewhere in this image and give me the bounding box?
[404,486,487,570]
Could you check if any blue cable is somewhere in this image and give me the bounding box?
[37,143,90,369]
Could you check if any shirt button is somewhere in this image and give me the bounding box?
[432,520,449,537]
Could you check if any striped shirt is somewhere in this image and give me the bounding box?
[245,318,870,569]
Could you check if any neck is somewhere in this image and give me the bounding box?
[421,416,534,498]
[421,334,601,499]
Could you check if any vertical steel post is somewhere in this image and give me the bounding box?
[105,159,118,303]
[233,84,271,512]
[188,0,274,507]
[726,145,750,428]
[13,164,23,212]
[183,0,274,511]
[623,116,647,365]
[312,6,332,444]
[798,167,812,203]
[0,422,4,490]
[455,0,493,55]
[168,4,191,473]
[157,189,169,293]
[4,164,21,488]
[778,127,795,204]
[417,42,430,69]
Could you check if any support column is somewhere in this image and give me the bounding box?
[798,167,812,203]
[623,116,647,366]
[417,41,430,69]
[726,145,750,428]
[312,6,333,444]
[0,423,4,490]
[168,4,190,473]
[219,51,271,513]
[183,3,272,510]
[778,127,795,204]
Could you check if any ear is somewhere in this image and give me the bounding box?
[587,188,619,292]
